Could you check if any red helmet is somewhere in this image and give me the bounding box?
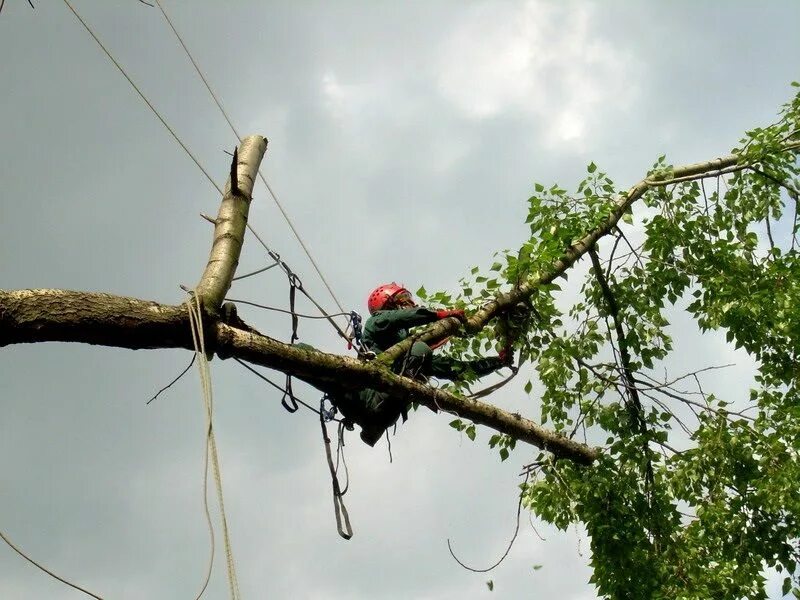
[367,283,413,314]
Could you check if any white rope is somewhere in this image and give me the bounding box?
[186,294,241,600]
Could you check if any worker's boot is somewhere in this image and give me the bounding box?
[359,423,386,446]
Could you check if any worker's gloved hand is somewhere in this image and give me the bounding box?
[498,347,514,366]
[436,308,466,321]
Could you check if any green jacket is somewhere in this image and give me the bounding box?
[363,307,504,379]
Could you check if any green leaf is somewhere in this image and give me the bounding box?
[588,162,597,173]
[465,424,476,441]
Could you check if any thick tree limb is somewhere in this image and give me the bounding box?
[195,135,267,312]
[378,153,747,365]
[0,288,598,464]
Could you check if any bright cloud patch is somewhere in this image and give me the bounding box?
[436,1,638,145]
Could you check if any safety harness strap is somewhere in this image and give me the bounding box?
[320,415,353,540]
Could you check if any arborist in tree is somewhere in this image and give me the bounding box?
[333,282,514,446]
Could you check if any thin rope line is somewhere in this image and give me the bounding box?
[62,0,223,196]
[65,0,349,343]
[226,298,350,320]
[0,529,104,599]
[233,357,343,420]
[231,262,279,281]
[239,224,352,342]
[155,0,347,315]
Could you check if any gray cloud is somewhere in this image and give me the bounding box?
[1,1,798,598]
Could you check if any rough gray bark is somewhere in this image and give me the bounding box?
[0,288,598,464]
[5,146,777,467]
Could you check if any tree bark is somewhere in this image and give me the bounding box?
[0,288,599,464]
[195,135,267,312]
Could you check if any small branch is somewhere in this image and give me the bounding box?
[588,248,644,424]
[750,167,800,200]
[447,472,530,573]
[146,353,195,404]
[634,364,735,392]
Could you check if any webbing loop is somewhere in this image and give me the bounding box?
[320,414,353,540]
[280,374,299,413]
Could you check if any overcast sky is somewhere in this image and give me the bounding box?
[1,1,799,599]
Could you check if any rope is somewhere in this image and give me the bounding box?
[226,299,351,321]
[231,262,279,281]
[241,230,353,344]
[61,0,223,196]
[154,0,348,316]
[65,0,353,349]
[186,294,241,600]
[232,358,343,419]
[0,528,104,599]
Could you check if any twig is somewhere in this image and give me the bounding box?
[614,228,646,271]
[634,364,735,392]
[645,384,756,422]
[588,249,645,425]
[605,230,624,281]
[146,354,196,404]
[447,472,530,573]
[750,167,800,199]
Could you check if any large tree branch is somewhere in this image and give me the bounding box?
[0,288,598,465]
[377,152,748,365]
